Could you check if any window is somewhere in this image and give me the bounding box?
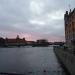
[72,22,74,32]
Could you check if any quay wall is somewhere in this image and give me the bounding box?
[54,46,75,75]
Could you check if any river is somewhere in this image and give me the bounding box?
[0,46,66,75]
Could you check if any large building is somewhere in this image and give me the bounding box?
[5,35,27,46]
[64,8,75,53]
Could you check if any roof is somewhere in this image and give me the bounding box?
[65,8,75,17]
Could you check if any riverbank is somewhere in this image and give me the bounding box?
[53,46,75,75]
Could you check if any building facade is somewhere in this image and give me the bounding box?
[5,35,27,46]
[64,8,75,53]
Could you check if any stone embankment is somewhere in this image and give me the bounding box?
[54,46,75,75]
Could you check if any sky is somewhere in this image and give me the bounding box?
[0,0,75,42]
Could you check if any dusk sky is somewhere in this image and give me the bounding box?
[0,0,75,42]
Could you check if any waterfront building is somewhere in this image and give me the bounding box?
[35,39,49,46]
[64,8,75,53]
[5,35,27,46]
[53,8,75,75]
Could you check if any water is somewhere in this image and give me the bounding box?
[0,46,66,75]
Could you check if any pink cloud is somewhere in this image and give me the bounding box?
[0,31,65,42]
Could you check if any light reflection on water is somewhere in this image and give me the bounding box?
[0,46,66,75]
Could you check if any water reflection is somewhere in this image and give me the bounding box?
[0,46,66,75]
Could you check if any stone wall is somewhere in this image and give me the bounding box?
[54,46,75,75]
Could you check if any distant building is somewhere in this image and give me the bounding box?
[36,39,48,44]
[0,37,5,46]
[35,39,49,46]
[5,35,27,46]
[64,8,75,53]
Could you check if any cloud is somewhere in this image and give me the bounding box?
[30,0,45,15]
[0,0,75,41]
[29,20,45,26]
[47,10,64,20]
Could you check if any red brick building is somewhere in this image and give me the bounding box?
[5,35,27,46]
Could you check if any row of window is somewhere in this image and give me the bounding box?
[65,21,75,40]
